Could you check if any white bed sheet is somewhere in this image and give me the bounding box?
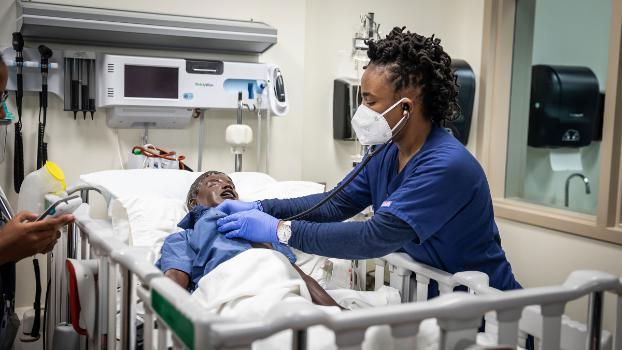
[190,249,510,350]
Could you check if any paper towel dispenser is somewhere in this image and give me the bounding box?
[332,59,476,143]
[446,59,476,145]
[593,92,605,141]
[528,65,600,148]
[333,77,361,140]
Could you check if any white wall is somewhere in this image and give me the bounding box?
[301,0,485,188]
[0,0,308,308]
[497,218,622,334]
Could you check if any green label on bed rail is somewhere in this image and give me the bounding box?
[152,289,195,350]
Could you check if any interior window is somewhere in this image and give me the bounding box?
[505,0,611,215]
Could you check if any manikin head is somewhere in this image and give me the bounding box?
[186,171,238,210]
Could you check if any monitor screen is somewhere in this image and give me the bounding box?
[124,65,179,99]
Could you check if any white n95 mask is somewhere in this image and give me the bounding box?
[351,97,409,145]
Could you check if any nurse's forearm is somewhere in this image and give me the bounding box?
[288,212,415,259]
[261,193,327,220]
[261,190,363,222]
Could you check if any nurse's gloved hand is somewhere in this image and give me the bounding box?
[216,209,279,244]
[216,200,261,215]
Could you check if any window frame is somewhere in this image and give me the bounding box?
[476,0,622,245]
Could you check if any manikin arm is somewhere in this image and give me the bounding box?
[165,269,190,289]
[251,242,343,309]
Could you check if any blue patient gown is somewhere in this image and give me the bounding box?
[156,205,296,292]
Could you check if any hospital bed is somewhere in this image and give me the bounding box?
[44,169,622,350]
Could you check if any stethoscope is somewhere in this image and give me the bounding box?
[284,104,410,221]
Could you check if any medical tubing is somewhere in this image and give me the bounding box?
[31,258,42,338]
[39,106,48,168]
[41,80,48,111]
[13,33,24,193]
[132,145,191,170]
[283,104,411,221]
[13,122,24,193]
[266,97,271,172]
[37,46,51,169]
[256,94,263,172]
[16,72,23,118]
[283,141,390,221]
[132,145,185,162]
[237,91,243,124]
[37,107,46,169]
[42,143,48,167]
[42,278,50,350]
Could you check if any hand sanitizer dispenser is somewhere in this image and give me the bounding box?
[447,59,476,145]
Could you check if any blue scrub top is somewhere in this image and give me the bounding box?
[263,126,520,291]
[365,127,519,290]
[156,206,296,291]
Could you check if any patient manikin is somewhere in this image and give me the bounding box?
[156,171,342,308]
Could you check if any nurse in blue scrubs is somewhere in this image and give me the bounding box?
[216,27,521,292]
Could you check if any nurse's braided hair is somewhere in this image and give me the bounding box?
[186,170,230,210]
[366,26,460,124]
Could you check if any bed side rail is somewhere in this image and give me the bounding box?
[152,269,620,350]
[62,183,167,350]
[375,253,621,350]
[372,252,465,302]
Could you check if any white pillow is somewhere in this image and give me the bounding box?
[239,181,326,202]
[228,172,277,194]
[80,170,325,203]
[79,170,280,201]
[110,196,187,259]
[80,169,201,201]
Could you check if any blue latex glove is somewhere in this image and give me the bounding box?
[216,200,261,215]
[216,209,279,244]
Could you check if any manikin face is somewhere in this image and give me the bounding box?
[193,173,238,208]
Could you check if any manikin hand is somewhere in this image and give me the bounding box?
[165,269,190,289]
[0,211,74,265]
[216,209,279,244]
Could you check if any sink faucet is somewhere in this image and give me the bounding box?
[565,173,591,207]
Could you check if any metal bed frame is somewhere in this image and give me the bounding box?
[43,186,622,350]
